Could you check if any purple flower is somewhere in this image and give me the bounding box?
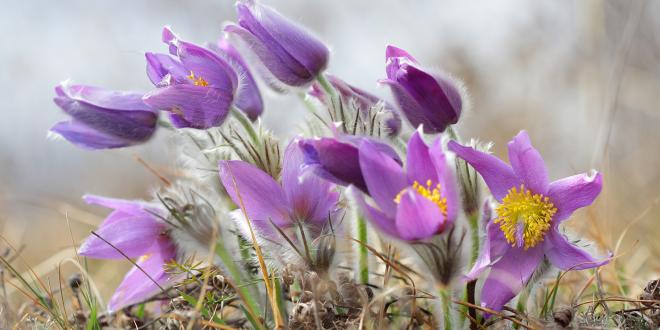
[50,83,158,149]
[218,139,339,242]
[143,27,238,129]
[78,195,176,312]
[354,131,458,241]
[225,1,329,87]
[310,74,402,136]
[381,45,462,134]
[449,131,610,311]
[299,136,401,193]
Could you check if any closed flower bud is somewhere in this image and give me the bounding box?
[50,83,158,149]
[225,1,329,88]
[381,45,463,134]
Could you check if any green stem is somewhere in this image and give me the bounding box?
[467,211,480,268]
[230,107,259,145]
[316,73,337,100]
[438,286,453,330]
[215,242,261,322]
[357,216,369,284]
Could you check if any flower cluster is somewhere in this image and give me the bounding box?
[52,1,611,327]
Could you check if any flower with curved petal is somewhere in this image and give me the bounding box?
[78,195,177,312]
[143,26,238,129]
[218,139,339,244]
[354,130,458,241]
[449,130,611,311]
[299,135,402,193]
[381,45,462,134]
[50,83,158,149]
[225,1,329,88]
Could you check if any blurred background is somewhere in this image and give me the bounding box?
[1,0,658,304]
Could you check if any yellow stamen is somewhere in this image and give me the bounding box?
[495,185,557,250]
[137,253,153,263]
[394,179,448,215]
[187,71,209,87]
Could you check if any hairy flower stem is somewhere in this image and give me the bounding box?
[357,215,369,284]
[467,211,480,268]
[316,73,338,100]
[230,107,259,145]
[214,242,262,324]
[438,285,453,330]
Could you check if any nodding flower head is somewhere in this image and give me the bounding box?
[451,130,611,312]
[143,26,238,129]
[225,1,329,88]
[381,45,463,134]
[219,139,341,271]
[50,83,158,149]
[354,130,458,241]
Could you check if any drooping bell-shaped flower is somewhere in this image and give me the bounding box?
[78,195,177,312]
[143,26,238,129]
[299,135,401,193]
[382,45,462,134]
[450,130,611,311]
[309,74,402,136]
[50,83,158,149]
[225,1,330,88]
[354,130,459,241]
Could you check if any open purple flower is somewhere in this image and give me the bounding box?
[449,131,610,311]
[225,1,329,88]
[354,131,458,241]
[381,45,462,134]
[143,27,238,129]
[299,135,401,193]
[78,195,176,312]
[219,139,339,244]
[310,74,402,136]
[50,83,158,149]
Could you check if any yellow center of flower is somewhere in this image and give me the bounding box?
[187,71,209,87]
[394,180,448,216]
[495,185,557,250]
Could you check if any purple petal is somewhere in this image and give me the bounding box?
[465,219,510,281]
[50,121,137,150]
[215,39,263,120]
[359,139,407,216]
[428,138,459,224]
[227,2,328,87]
[507,131,549,194]
[79,197,165,259]
[145,52,188,86]
[218,160,290,228]
[143,84,232,129]
[544,229,610,270]
[53,84,158,146]
[281,140,338,226]
[107,237,177,312]
[394,189,446,240]
[161,27,238,91]
[547,171,603,223]
[300,138,368,192]
[448,141,521,202]
[352,188,398,238]
[480,245,544,311]
[405,130,438,185]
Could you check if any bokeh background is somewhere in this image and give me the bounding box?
[1,0,659,305]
